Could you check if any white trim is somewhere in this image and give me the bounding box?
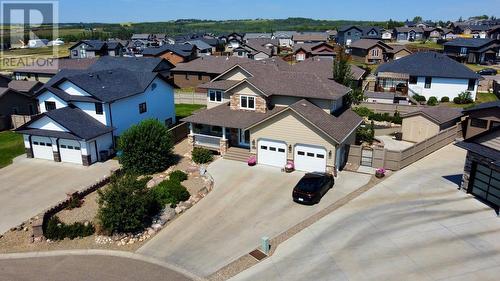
[239,95,256,110]
[225,79,269,97]
[208,89,223,103]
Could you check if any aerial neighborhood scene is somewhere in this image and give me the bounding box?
[1,0,500,280]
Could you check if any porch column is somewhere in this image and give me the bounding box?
[222,126,227,140]
[189,122,193,135]
[187,123,194,146]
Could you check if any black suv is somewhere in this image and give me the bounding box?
[292,173,334,205]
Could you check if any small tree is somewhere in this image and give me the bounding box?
[98,174,160,234]
[118,119,173,175]
[348,88,365,105]
[427,96,438,106]
[453,91,474,105]
[332,46,353,87]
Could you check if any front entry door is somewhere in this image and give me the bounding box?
[238,129,250,148]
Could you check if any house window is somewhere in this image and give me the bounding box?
[198,74,202,80]
[424,77,432,89]
[467,79,476,91]
[71,50,78,57]
[371,49,379,56]
[208,90,223,102]
[347,32,351,36]
[139,102,147,114]
[460,47,468,55]
[240,95,255,110]
[297,53,305,61]
[185,73,189,80]
[409,76,418,84]
[470,118,488,129]
[95,103,103,115]
[210,126,222,134]
[44,101,56,111]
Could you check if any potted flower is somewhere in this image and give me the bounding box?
[247,155,257,166]
[375,168,386,178]
[285,161,295,173]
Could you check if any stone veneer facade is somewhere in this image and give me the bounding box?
[82,155,91,166]
[230,93,267,113]
[25,147,33,158]
[53,151,61,162]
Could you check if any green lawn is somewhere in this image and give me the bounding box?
[175,104,206,120]
[465,64,490,72]
[405,41,444,51]
[444,92,499,109]
[0,131,24,169]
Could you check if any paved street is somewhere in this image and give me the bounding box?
[231,145,500,281]
[0,157,118,234]
[138,159,371,277]
[0,254,192,281]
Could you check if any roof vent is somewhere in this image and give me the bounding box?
[89,74,93,77]
[301,103,307,107]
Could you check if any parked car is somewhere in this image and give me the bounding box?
[292,173,334,205]
[477,68,498,76]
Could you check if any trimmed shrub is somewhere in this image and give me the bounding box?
[118,119,174,175]
[98,174,161,234]
[352,106,372,117]
[392,111,402,125]
[453,91,474,105]
[192,147,213,164]
[413,94,426,103]
[356,121,375,144]
[152,179,190,207]
[440,96,450,103]
[45,216,95,240]
[169,170,188,183]
[66,195,82,210]
[427,96,438,106]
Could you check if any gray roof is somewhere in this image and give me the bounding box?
[17,106,114,140]
[364,91,397,100]
[288,99,362,143]
[349,39,390,50]
[462,101,500,112]
[444,38,495,48]
[181,102,287,129]
[376,52,481,80]
[402,106,463,125]
[293,32,328,42]
[13,58,98,75]
[7,80,42,95]
[394,27,425,33]
[291,58,366,81]
[171,56,253,74]
[142,44,194,57]
[243,33,273,40]
[185,40,213,51]
[455,127,500,167]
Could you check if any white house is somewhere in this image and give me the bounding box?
[375,52,481,101]
[16,57,176,166]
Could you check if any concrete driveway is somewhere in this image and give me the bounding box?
[138,160,371,277]
[231,145,500,281]
[0,156,118,234]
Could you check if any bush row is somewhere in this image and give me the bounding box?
[45,216,95,240]
[352,107,402,124]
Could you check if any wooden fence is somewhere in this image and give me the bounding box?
[174,91,207,105]
[11,114,34,129]
[168,122,189,144]
[348,124,461,171]
[354,102,425,115]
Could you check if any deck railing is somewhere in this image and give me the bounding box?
[193,134,221,149]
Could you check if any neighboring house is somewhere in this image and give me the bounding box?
[326,30,338,41]
[69,40,123,59]
[292,43,336,61]
[401,106,463,143]
[235,38,279,60]
[423,27,448,41]
[349,39,411,64]
[142,44,197,65]
[184,40,215,57]
[381,29,393,41]
[443,38,499,64]
[364,91,409,105]
[456,25,490,39]
[131,34,154,49]
[170,56,253,89]
[292,32,328,44]
[274,31,297,48]
[393,27,425,42]
[456,101,500,211]
[0,74,11,87]
[488,25,500,40]
[375,52,481,101]
[15,57,176,166]
[8,80,43,97]
[0,81,41,125]
[461,101,500,139]
[220,32,244,51]
[182,62,362,174]
[13,58,98,83]
[243,33,274,41]
[337,26,381,45]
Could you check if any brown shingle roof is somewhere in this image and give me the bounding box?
[171,56,253,75]
[288,99,363,143]
[181,102,287,129]
[7,80,43,94]
[292,58,366,80]
[198,79,240,90]
[293,32,328,42]
[14,58,98,75]
[402,106,463,125]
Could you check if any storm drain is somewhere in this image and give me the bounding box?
[249,249,267,261]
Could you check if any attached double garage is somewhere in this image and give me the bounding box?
[469,162,500,210]
[26,134,112,165]
[249,109,357,173]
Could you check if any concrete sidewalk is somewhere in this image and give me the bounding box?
[231,145,500,281]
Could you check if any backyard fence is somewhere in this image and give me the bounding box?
[11,114,34,129]
[174,91,207,105]
[354,102,425,115]
[168,122,189,144]
[348,123,462,171]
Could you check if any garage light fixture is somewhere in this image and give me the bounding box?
[252,139,256,149]
[288,144,292,151]
[329,150,332,159]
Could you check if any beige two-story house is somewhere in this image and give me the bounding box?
[182,61,362,174]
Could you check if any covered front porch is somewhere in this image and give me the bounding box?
[375,71,409,95]
[187,123,251,155]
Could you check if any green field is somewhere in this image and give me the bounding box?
[0,43,71,72]
[0,131,24,169]
[175,104,206,120]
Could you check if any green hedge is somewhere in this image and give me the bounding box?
[352,107,402,125]
[152,179,190,207]
[169,170,188,183]
[45,216,95,240]
[427,96,438,106]
[192,147,214,164]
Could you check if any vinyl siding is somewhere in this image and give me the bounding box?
[250,110,337,167]
[402,115,440,143]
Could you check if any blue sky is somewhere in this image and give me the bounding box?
[58,0,499,23]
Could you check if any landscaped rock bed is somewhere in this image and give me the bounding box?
[0,141,215,253]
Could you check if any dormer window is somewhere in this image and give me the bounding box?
[44,101,56,111]
[240,95,255,110]
[208,90,223,103]
[95,103,103,115]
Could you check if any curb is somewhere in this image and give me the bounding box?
[0,249,206,281]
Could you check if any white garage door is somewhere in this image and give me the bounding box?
[294,144,327,173]
[31,136,54,161]
[258,140,287,168]
[59,139,83,164]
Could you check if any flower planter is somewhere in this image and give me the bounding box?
[285,161,295,173]
[247,156,257,167]
[375,168,386,178]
